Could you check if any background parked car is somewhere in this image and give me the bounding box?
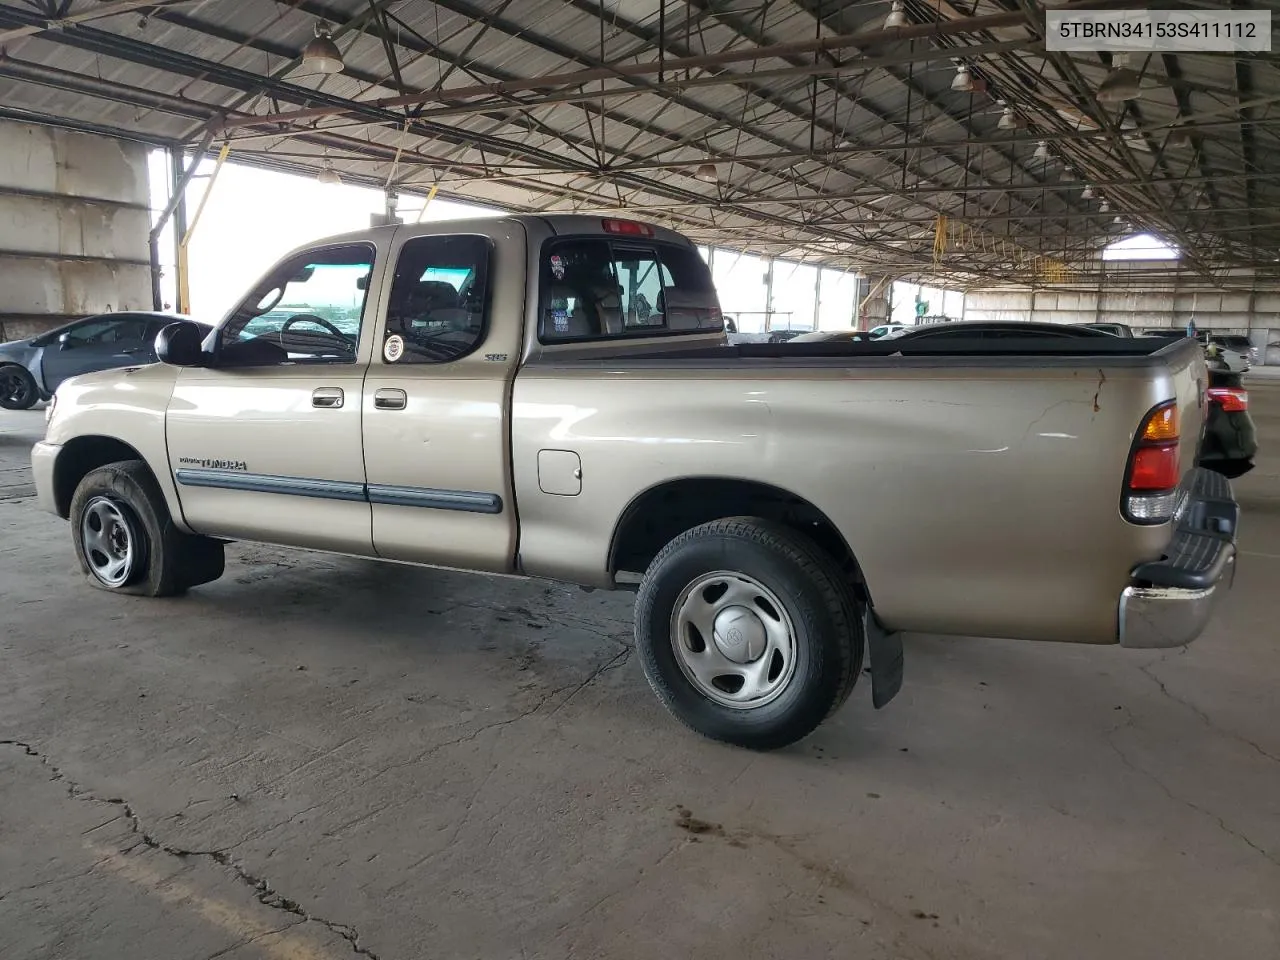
[0,312,195,410]
[1199,368,1257,478]
[787,330,877,343]
[1078,321,1134,337]
[1205,334,1255,372]
[884,321,1111,341]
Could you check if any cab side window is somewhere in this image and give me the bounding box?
[383,235,491,364]
[219,243,374,365]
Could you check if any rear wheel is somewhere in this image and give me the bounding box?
[70,460,224,596]
[635,518,864,750]
[0,366,37,410]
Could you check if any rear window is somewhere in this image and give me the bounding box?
[539,238,721,342]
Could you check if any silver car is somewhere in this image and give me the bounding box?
[0,312,190,410]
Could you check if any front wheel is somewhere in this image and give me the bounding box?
[70,460,224,596]
[635,518,864,750]
[0,365,38,410]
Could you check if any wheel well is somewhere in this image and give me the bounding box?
[52,436,148,518]
[609,478,867,597]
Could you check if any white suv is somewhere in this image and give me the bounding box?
[868,322,905,339]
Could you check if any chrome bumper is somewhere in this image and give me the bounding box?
[1119,551,1235,648]
[30,440,60,516]
[1118,468,1238,649]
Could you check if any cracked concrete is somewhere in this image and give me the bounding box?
[2,386,1280,960]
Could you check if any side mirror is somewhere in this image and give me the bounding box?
[58,332,74,350]
[155,321,206,367]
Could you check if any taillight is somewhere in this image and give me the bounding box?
[1207,386,1248,412]
[1123,401,1180,523]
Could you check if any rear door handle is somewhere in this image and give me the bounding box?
[374,388,407,410]
[312,387,344,409]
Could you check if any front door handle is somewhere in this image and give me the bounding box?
[312,387,344,409]
[374,388,407,410]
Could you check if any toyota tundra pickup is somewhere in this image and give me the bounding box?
[32,216,1238,749]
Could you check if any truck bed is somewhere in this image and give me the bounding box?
[512,335,1205,643]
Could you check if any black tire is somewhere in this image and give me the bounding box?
[0,365,38,410]
[70,460,224,597]
[635,517,864,750]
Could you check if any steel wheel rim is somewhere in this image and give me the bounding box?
[80,496,140,587]
[1,370,31,405]
[670,570,799,710]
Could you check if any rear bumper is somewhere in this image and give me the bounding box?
[1119,468,1238,649]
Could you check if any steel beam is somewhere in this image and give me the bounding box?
[220,9,1032,129]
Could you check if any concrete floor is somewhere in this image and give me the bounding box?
[2,383,1278,960]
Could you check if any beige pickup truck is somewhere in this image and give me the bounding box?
[33,215,1238,748]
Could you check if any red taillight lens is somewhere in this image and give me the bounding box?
[1128,443,1180,490]
[1207,386,1248,412]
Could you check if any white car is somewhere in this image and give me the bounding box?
[1207,335,1254,373]
[867,322,905,339]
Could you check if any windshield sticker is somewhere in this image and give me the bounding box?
[550,255,566,280]
[552,308,569,333]
[383,334,405,362]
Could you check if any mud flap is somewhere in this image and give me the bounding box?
[864,610,903,709]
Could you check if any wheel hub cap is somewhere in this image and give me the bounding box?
[713,605,767,663]
[81,496,137,587]
[670,571,798,710]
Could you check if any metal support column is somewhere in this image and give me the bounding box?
[813,268,822,330]
[149,130,215,310]
[168,147,187,311]
[178,142,231,314]
[763,258,775,331]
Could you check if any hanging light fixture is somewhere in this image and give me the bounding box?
[303,20,345,75]
[997,106,1017,130]
[1099,199,1111,212]
[694,163,719,183]
[316,160,341,185]
[1166,128,1191,149]
[1081,184,1095,200]
[1033,140,1051,162]
[1113,215,1126,227]
[951,64,973,93]
[1097,53,1140,103]
[883,1,908,29]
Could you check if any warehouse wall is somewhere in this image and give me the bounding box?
[0,120,152,342]
[965,260,1280,364]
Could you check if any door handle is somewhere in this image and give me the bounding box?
[374,388,407,410]
[312,387,344,409]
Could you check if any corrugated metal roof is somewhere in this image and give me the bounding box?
[2,0,1278,282]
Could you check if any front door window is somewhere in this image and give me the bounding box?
[219,244,375,365]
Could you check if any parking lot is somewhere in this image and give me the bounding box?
[2,384,1278,960]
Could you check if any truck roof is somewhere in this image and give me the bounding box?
[301,214,694,250]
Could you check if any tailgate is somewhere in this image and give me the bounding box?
[1171,342,1210,477]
